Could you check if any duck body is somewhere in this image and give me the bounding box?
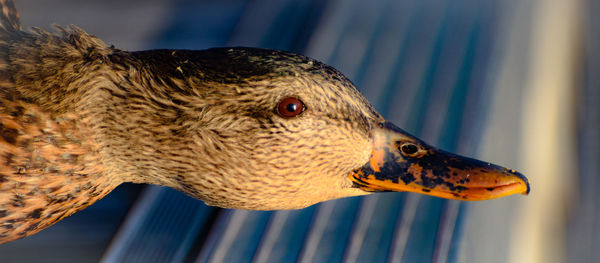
[0,99,114,242]
[0,0,529,244]
[0,23,120,242]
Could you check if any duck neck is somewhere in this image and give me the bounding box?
[8,29,261,204]
[7,27,113,113]
[5,28,180,186]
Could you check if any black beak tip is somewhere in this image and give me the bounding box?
[511,169,530,195]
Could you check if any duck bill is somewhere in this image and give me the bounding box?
[349,122,530,201]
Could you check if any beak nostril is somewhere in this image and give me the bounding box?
[400,143,419,155]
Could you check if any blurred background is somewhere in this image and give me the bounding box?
[0,0,591,262]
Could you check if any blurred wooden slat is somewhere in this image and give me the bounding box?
[567,0,600,262]
[511,0,578,262]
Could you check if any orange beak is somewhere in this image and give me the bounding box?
[349,122,530,201]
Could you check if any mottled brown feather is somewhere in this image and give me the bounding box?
[0,100,117,243]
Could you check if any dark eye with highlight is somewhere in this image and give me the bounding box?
[276,97,305,117]
[400,143,420,156]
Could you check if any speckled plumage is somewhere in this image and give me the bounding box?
[0,0,385,243]
[0,0,530,244]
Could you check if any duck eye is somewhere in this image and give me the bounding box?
[276,97,305,117]
[400,143,419,156]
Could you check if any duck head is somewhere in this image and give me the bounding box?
[119,47,529,210]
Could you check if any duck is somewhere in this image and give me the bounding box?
[0,0,530,244]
